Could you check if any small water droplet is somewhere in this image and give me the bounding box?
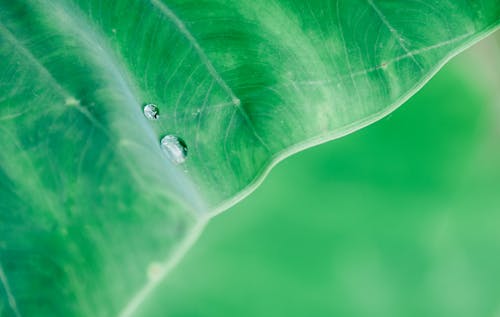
[160,135,188,164]
[143,103,160,120]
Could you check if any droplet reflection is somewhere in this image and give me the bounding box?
[143,103,160,120]
[160,135,188,164]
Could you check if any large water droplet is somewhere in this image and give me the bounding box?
[143,103,159,120]
[160,135,188,164]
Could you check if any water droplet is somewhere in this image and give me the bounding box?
[143,103,159,120]
[160,135,188,164]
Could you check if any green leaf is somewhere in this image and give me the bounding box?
[146,39,500,317]
[0,1,498,316]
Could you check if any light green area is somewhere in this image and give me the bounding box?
[143,38,500,317]
[0,1,499,316]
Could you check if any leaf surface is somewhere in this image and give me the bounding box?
[0,1,499,316]
[146,39,500,317]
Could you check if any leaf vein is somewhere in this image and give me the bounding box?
[149,0,270,151]
[0,264,21,317]
[367,0,424,70]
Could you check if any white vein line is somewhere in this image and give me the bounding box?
[180,76,211,126]
[194,80,215,177]
[163,99,235,119]
[75,126,95,186]
[0,264,21,317]
[336,0,362,104]
[204,100,236,112]
[0,125,58,213]
[163,47,193,91]
[350,31,474,76]
[235,104,271,152]
[223,108,238,175]
[0,109,30,122]
[367,0,423,70]
[150,0,236,100]
[119,219,207,317]
[0,22,109,136]
[173,64,203,127]
[287,31,473,87]
[149,0,271,152]
[0,23,67,96]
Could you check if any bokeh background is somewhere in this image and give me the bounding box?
[141,35,500,316]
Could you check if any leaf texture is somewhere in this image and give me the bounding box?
[0,1,499,316]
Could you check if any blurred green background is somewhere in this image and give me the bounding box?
[141,36,500,316]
